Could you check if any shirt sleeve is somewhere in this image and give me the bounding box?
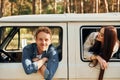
[111,42,119,57]
[83,32,98,60]
[45,50,59,80]
[22,45,38,74]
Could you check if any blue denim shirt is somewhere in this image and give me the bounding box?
[22,43,59,80]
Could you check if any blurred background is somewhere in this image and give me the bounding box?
[0,0,120,17]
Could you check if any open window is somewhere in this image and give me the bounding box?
[80,25,120,62]
[0,26,63,63]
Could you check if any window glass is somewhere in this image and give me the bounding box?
[80,26,120,62]
[6,32,19,50]
[0,27,13,45]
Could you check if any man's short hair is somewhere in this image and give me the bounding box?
[34,27,52,39]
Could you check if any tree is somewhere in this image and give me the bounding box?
[1,0,120,16]
[40,0,42,14]
[9,0,17,15]
[95,0,99,13]
[118,0,120,12]
[0,0,3,17]
[104,0,109,12]
[32,0,35,14]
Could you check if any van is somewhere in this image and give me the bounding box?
[0,13,120,80]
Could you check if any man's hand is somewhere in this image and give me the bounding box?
[32,57,48,62]
[32,57,39,62]
[42,57,48,62]
[32,57,48,69]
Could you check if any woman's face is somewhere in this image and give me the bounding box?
[96,28,104,43]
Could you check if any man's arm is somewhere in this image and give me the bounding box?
[33,57,48,69]
[45,46,59,80]
[22,46,38,74]
[22,44,48,74]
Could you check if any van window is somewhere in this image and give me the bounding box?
[0,27,12,44]
[0,26,63,63]
[80,26,120,62]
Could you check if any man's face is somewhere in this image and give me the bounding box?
[36,32,51,52]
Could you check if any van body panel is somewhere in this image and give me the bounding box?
[0,13,120,80]
[0,13,120,23]
[0,22,68,80]
[68,22,120,80]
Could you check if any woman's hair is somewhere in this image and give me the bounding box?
[90,26,118,80]
[100,26,118,80]
[34,27,52,39]
[102,26,117,61]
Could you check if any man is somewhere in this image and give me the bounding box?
[22,27,59,80]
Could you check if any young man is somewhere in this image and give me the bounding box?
[22,27,59,80]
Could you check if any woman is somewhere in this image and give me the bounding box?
[84,26,119,80]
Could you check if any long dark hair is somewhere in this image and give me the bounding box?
[99,26,117,80]
[89,26,118,80]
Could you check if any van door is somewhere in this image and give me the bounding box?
[68,22,120,80]
[0,23,68,80]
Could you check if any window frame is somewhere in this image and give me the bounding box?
[0,26,63,63]
[80,25,120,62]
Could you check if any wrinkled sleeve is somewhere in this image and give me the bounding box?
[83,32,97,60]
[22,46,38,74]
[111,42,119,57]
[45,49,59,80]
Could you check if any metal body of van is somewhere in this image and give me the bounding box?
[0,13,120,80]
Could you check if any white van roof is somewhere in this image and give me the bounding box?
[0,13,120,22]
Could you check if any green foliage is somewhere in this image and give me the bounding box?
[9,0,17,2]
[5,27,12,34]
[1,0,120,16]
[45,5,54,14]
[20,6,32,14]
[57,5,64,14]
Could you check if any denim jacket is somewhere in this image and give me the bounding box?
[22,43,59,80]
